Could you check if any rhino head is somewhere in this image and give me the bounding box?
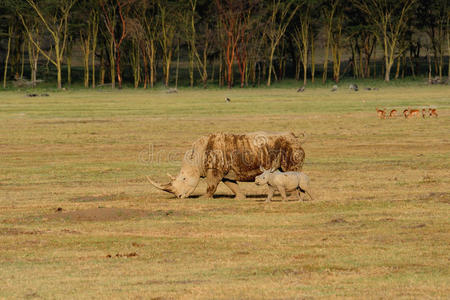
[255,166,276,186]
[147,149,202,198]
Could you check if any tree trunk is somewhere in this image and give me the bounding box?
[395,56,401,79]
[100,49,105,85]
[131,40,140,88]
[56,60,62,89]
[82,39,90,88]
[67,54,72,86]
[116,45,123,89]
[175,39,180,89]
[384,59,392,82]
[91,14,98,89]
[311,34,315,83]
[189,45,194,87]
[149,41,155,88]
[267,48,275,86]
[28,40,38,87]
[302,36,308,85]
[2,25,13,88]
[202,44,208,88]
[20,42,25,79]
[408,51,415,79]
[109,39,115,88]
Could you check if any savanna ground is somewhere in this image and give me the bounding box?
[0,81,449,299]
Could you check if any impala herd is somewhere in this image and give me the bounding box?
[376,107,438,119]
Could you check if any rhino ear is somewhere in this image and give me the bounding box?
[167,173,176,181]
[269,167,277,173]
[260,165,265,172]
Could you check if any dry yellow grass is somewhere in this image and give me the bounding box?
[0,85,449,298]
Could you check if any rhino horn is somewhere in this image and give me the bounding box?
[146,176,174,193]
[166,173,176,181]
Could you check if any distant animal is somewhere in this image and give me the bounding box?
[331,85,338,92]
[255,167,312,202]
[26,93,38,97]
[429,108,438,117]
[389,109,397,118]
[407,109,420,119]
[41,93,49,97]
[349,84,358,91]
[428,76,446,85]
[146,132,305,199]
[422,108,427,118]
[402,109,409,118]
[166,88,178,94]
[364,87,372,91]
[373,87,379,91]
[376,108,386,119]
[297,86,305,92]
[225,97,231,102]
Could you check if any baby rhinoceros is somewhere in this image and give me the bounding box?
[255,167,313,202]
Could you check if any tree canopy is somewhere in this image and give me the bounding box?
[1,0,449,89]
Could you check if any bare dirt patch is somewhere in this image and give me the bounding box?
[0,228,44,235]
[35,119,111,125]
[328,218,348,224]
[69,193,127,203]
[46,207,151,222]
[106,252,138,258]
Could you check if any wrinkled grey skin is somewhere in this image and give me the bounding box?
[255,167,312,202]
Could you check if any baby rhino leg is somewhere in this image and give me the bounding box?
[266,186,275,202]
[278,186,287,202]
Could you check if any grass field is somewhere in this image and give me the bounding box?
[0,83,449,299]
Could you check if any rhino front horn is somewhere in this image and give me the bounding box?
[167,173,176,181]
[146,176,174,193]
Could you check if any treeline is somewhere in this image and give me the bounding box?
[0,0,449,89]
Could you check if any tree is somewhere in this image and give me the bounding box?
[139,1,159,88]
[19,0,76,89]
[415,0,448,80]
[235,2,259,88]
[355,0,416,82]
[184,0,214,88]
[292,1,313,86]
[265,0,298,86]
[1,17,14,88]
[101,0,132,89]
[321,0,339,83]
[344,4,377,78]
[215,0,246,88]
[158,0,177,87]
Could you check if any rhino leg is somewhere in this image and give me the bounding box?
[278,186,287,202]
[222,179,246,200]
[296,189,302,201]
[205,169,223,198]
[266,186,274,202]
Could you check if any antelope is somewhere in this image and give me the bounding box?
[407,109,420,119]
[429,108,438,117]
[389,109,397,118]
[376,108,386,119]
[422,108,427,118]
[403,109,409,119]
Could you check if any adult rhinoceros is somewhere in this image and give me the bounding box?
[147,132,305,199]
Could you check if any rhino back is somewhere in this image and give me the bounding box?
[193,132,304,182]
